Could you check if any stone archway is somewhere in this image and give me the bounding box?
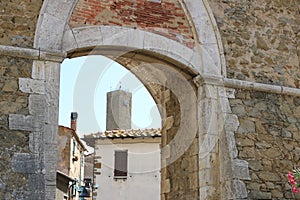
[67,48,199,199]
[19,0,246,199]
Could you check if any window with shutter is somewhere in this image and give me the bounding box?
[114,150,128,179]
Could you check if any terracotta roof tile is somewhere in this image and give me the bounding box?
[88,128,161,140]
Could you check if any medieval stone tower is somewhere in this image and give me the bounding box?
[0,0,299,200]
[106,90,132,130]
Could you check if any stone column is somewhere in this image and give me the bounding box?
[7,47,65,199]
[194,75,250,199]
[195,76,222,199]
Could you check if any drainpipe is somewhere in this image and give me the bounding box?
[79,150,84,187]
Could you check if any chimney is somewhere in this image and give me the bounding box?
[106,90,132,130]
[71,112,78,131]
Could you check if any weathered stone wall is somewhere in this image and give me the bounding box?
[0,1,43,199]
[207,0,300,198]
[208,0,299,87]
[0,0,42,48]
[229,89,300,199]
[0,56,32,199]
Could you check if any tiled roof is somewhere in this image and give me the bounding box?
[87,128,161,140]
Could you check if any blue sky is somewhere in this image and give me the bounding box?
[58,55,161,138]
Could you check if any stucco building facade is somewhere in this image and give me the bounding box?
[85,129,161,200]
[0,0,299,199]
[56,125,86,200]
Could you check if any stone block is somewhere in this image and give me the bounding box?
[162,179,170,194]
[233,179,248,199]
[44,61,60,83]
[162,116,174,130]
[187,156,198,172]
[29,174,45,199]
[262,148,282,159]
[161,144,170,159]
[43,144,57,159]
[29,94,46,116]
[2,79,18,92]
[19,78,45,94]
[39,50,65,62]
[189,0,216,44]
[199,155,211,170]
[36,13,65,51]
[198,103,219,134]
[43,124,58,144]
[200,46,221,76]
[101,26,130,47]
[189,172,198,189]
[73,26,101,49]
[143,32,170,52]
[32,61,45,80]
[248,160,262,171]
[257,171,280,182]
[237,119,255,133]
[199,168,212,187]
[232,159,251,180]
[29,132,44,153]
[44,0,73,21]
[198,134,219,158]
[9,114,43,132]
[45,185,56,200]
[44,166,56,185]
[199,84,218,99]
[12,153,41,173]
[199,186,217,200]
[249,190,271,199]
[188,51,202,73]
[126,29,145,49]
[226,131,238,158]
[45,85,59,113]
[166,39,195,66]
[224,114,239,132]
[247,182,260,190]
[162,89,170,103]
[204,43,222,70]
[237,137,255,147]
[62,26,77,51]
[0,191,4,199]
[271,189,283,198]
[231,104,246,117]
[0,179,5,190]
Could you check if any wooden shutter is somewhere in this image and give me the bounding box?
[114,151,128,177]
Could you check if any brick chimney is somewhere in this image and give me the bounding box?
[106,90,132,130]
[70,112,78,131]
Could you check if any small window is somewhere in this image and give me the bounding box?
[114,150,128,178]
[72,139,76,155]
